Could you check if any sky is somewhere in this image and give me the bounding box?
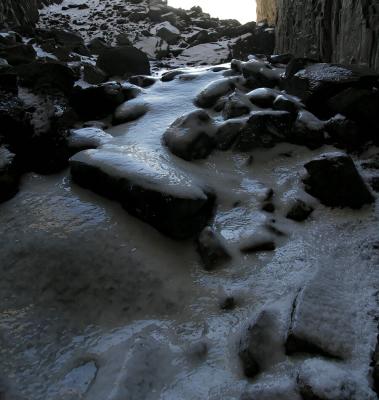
[168,0,256,24]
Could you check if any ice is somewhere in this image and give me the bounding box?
[1,60,379,399]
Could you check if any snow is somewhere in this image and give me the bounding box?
[70,145,208,199]
[1,62,379,399]
[176,42,231,66]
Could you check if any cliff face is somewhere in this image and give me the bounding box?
[256,0,379,71]
[0,0,61,27]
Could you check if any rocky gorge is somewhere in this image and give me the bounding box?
[0,0,379,399]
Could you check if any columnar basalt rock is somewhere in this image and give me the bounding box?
[256,0,379,71]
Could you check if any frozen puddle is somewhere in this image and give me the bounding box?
[1,65,379,399]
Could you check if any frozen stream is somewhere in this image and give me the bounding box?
[0,66,378,399]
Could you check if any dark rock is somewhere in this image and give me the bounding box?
[128,75,156,88]
[326,87,379,136]
[239,309,284,378]
[96,46,150,77]
[82,63,108,85]
[161,69,185,82]
[0,93,33,154]
[70,149,215,239]
[70,82,125,120]
[272,94,298,115]
[16,60,76,95]
[289,110,326,149]
[281,63,379,116]
[163,110,217,161]
[241,58,282,88]
[240,239,276,253]
[0,43,36,65]
[233,110,294,151]
[262,201,275,213]
[370,177,379,193]
[87,37,110,55]
[222,92,251,120]
[0,146,20,203]
[194,77,239,108]
[303,153,374,209]
[196,227,231,270]
[286,200,314,221]
[215,119,245,150]
[246,87,280,108]
[220,296,236,310]
[325,115,361,151]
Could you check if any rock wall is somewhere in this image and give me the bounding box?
[0,0,61,27]
[256,0,379,71]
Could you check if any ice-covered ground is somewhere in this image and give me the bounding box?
[0,65,378,399]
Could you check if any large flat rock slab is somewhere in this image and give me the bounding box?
[70,146,215,239]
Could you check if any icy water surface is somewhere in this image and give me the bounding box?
[1,66,378,399]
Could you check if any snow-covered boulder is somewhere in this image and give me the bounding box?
[163,109,217,161]
[194,77,242,108]
[70,146,215,239]
[113,100,149,124]
[67,127,113,153]
[246,87,281,108]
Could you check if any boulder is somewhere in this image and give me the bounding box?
[113,100,149,124]
[70,82,125,120]
[152,22,180,45]
[246,87,281,108]
[281,62,379,115]
[0,146,19,203]
[70,147,215,239]
[0,43,36,65]
[96,46,150,77]
[241,58,282,88]
[82,64,108,85]
[289,110,326,149]
[325,114,361,151]
[194,77,241,108]
[222,91,252,120]
[67,127,113,153]
[326,87,379,136]
[303,153,374,209]
[215,119,246,150]
[87,37,110,55]
[16,60,76,95]
[163,110,217,161]
[286,200,314,222]
[233,110,294,151]
[128,75,156,88]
